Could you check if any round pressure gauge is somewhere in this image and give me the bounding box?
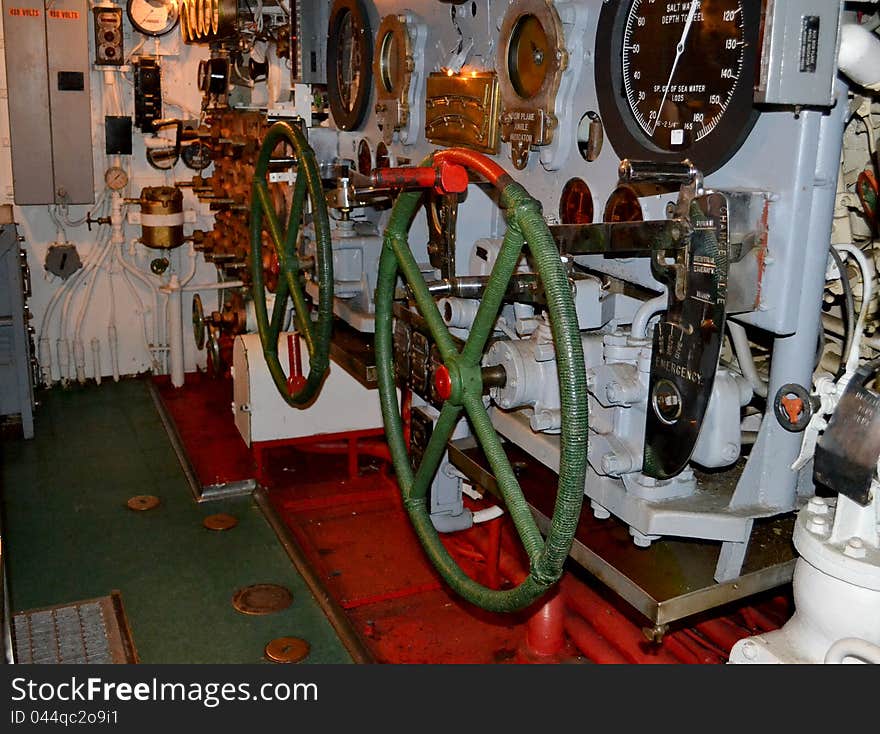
[326,0,373,131]
[126,0,180,37]
[104,166,129,191]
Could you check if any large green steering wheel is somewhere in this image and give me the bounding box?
[250,121,334,406]
[375,149,589,612]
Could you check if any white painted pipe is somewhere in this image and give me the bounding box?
[728,321,769,398]
[472,506,505,524]
[108,325,120,382]
[182,280,245,292]
[38,336,53,387]
[835,243,874,376]
[167,275,186,388]
[838,24,880,91]
[55,339,69,386]
[73,339,86,384]
[825,637,880,664]
[631,293,667,338]
[91,338,102,386]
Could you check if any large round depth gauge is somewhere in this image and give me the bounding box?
[595,0,761,174]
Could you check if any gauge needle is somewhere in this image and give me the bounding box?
[651,0,701,135]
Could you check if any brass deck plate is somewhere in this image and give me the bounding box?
[203,513,238,531]
[232,584,293,615]
[127,495,160,511]
[264,636,310,663]
[448,438,796,627]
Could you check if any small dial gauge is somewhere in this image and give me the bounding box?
[596,0,761,174]
[126,0,180,37]
[104,166,129,191]
[182,141,213,171]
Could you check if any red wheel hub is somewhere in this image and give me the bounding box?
[434,365,452,401]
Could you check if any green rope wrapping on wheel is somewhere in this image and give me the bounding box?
[374,154,588,612]
[249,121,334,407]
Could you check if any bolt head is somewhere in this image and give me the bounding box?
[807,515,829,535]
[741,640,759,661]
[843,537,867,559]
[807,497,828,515]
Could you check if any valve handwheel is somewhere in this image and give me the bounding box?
[250,121,334,406]
[375,148,589,612]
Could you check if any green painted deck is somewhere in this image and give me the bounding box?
[0,379,351,664]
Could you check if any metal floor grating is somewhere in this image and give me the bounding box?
[13,592,138,664]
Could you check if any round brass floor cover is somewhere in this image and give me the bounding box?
[264,637,310,663]
[127,495,160,511]
[203,513,238,531]
[232,584,293,615]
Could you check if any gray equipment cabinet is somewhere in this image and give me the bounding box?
[0,205,35,439]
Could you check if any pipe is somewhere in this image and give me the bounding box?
[631,292,667,338]
[560,576,680,664]
[838,24,880,91]
[834,243,874,376]
[182,279,245,292]
[108,325,120,382]
[728,321,769,397]
[525,590,566,658]
[472,506,504,524]
[167,275,185,387]
[563,614,629,664]
[73,339,86,384]
[91,338,102,386]
[824,637,880,664]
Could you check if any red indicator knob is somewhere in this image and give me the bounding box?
[434,365,452,401]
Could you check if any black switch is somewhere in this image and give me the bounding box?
[57,71,85,91]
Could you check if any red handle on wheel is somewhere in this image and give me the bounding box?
[371,161,469,195]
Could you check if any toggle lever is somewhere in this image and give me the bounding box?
[286,333,307,396]
[370,161,469,195]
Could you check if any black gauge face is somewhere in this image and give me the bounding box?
[596,0,761,175]
[182,141,213,171]
[507,14,550,99]
[326,0,373,131]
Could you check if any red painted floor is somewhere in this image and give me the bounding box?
[154,373,787,663]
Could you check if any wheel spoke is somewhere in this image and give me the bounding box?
[460,226,526,365]
[409,401,463,502]
[462,392,543,557]
[254,180,285,254]
[268,272,290,338]
[388,232,459,364]
[284,164,309,258]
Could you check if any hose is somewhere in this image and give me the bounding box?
[829,246,856,379]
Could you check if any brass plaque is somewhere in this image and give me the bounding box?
[425,72,500,154]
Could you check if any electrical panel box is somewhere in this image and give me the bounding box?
[92,6,124,66]
[2,0,94,205]
[755,0,844,107]
[291,0,330,85]
[133,57,162,133]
